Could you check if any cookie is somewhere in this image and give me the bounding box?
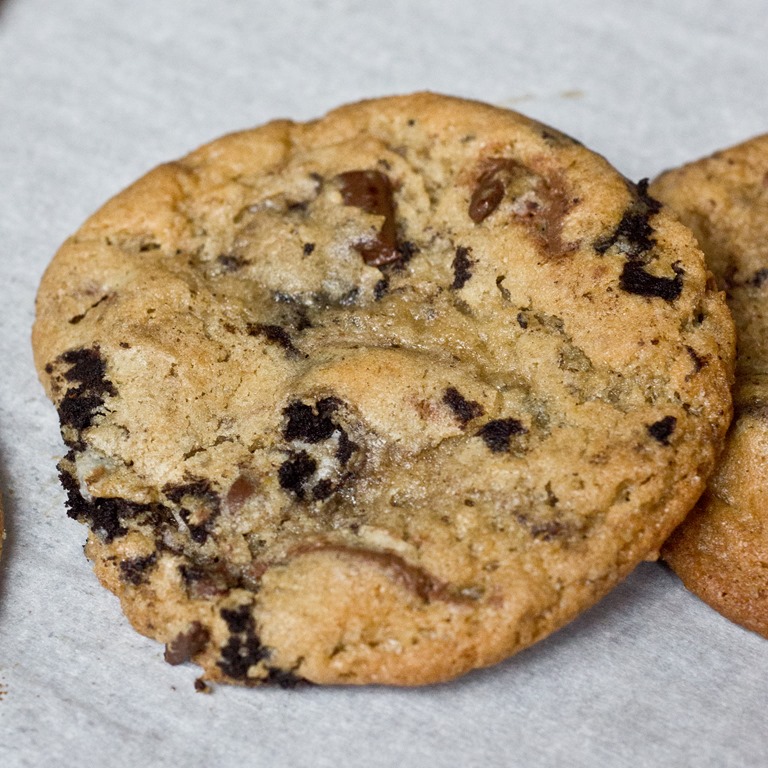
[652,135,768,638]
[33,93,734,686]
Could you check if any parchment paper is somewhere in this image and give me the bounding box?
[1,1,767,765]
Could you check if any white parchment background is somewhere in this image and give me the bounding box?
[1,1,767,766]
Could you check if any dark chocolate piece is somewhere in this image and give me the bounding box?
[282,399,340,443]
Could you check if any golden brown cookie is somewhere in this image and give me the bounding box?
[33,93,734,685]
[652,135,768,638]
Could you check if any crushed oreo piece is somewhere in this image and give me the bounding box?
[477,418,526,452]
[443,387,484,427]
[119,553,158,585]
[620,261,684,302]
[647,415,677,445]
[450,246,475,290]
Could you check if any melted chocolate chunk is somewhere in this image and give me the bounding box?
[469,159,520,223]
[647,415,677,445]
[164,622,210,665]
[477,418,526,452]
[469,175,504,223]
[337,170,399,266]
[451,246,475,290]
[620,261,683,302]
[119,553,158,585]
[56,347,117,440]
[443,387,484,427]
[594,179,663,258]
[248,323,303,357]
[278,451,318,498]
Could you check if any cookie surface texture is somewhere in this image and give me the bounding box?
[652,135,768,638]
[33,93,735,685]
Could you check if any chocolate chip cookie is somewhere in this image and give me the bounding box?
[33,93,735,685]
[652,135,768,638]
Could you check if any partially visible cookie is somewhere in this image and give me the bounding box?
[33,93,734,685]
[652,135,768,638]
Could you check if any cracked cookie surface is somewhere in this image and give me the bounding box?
[33,93,735,685]
[652,135,768,639]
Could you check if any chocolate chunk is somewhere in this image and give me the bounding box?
[278,451,317,497]
[477,418,526,452]
[516,311,529,329]
[594,179,663,258]
[119,553,158,585]
[311,478,335,501]
[620,261,684,302]
[450,246,475,290]
[337,170,400,266]
[647,415,677,445]
[248,323,303,357]
[302,242,316,256]
[164,622,210,665]
[443,387,484,426]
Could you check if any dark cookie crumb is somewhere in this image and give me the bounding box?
[647,416,677,445]
[477,419,526,452]
[194,678,212,693]
[303,242,316,256]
